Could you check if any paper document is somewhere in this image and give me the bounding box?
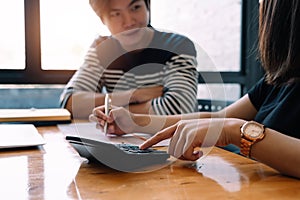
[58,122,170,147]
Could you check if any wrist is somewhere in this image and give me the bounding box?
[224,118,246,146]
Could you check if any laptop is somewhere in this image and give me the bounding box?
[0,124,46,149]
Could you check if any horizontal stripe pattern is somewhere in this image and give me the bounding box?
[61,48,198,114]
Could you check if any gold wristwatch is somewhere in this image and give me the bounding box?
[240,121,265,157]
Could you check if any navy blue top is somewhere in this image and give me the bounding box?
[248,78,300,138]
[93,30,197,73]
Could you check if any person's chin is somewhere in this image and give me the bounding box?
[120,40,141,51]
[118,30,144,49]
[122,28,141,37]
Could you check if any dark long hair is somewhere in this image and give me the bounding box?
[259,0,300,85]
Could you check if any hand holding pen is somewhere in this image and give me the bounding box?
[102,102,147,141]
[89,94,112,133]
[91,103,137,135]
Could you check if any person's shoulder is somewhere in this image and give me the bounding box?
[152,29,195,50]
[253,77,269,88]
[249,77,273,96]
[151,29,196,55]
[91,35,110,47]
[154,29,192,44]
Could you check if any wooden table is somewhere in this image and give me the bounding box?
[0,124,299,200]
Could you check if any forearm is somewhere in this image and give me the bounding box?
[66,92,106,119]
[127,101,155,114]
[224,119,300,179]
[131,111,220,134]
[155,54,198,115]
[129,86,163,104]
[67,90,145,118]
[251,129,300,179]
[132,114,182,134]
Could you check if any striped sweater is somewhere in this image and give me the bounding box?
[60,29,198,115]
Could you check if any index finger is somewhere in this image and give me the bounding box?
[92,105,105,116]
[139,124,177,149]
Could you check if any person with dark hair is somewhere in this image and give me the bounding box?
[92,0,300,179]
[60,0,198,119]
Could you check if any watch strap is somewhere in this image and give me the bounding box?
[240,121,265,158]
[240,138,253,157]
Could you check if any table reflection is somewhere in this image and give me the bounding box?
[0,156,29,199]
[196,156,242,192]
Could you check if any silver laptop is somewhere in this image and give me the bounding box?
[0,124,46,149]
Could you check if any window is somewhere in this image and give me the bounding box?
[40,0,109,70]
[152,0,241,72]
[0,0,262,100]
[151,0,244,101]
[0,1,25,69]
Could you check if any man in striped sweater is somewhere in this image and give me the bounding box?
[60,0,198,119]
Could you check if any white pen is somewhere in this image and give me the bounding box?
[103,93,111,135]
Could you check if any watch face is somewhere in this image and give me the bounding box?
[242,122,265,139]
